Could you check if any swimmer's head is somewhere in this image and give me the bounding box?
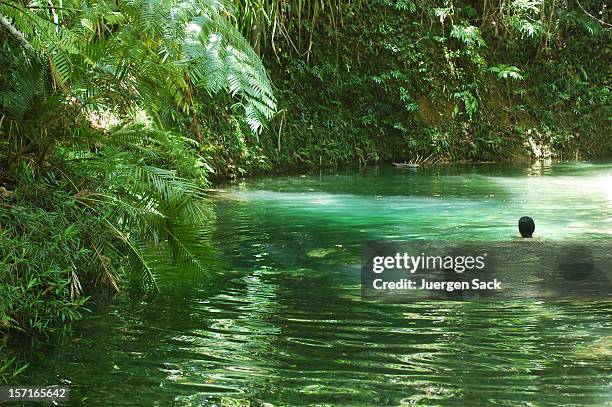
[518,216,535,238]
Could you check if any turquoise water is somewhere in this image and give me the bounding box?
[19,161,612,405]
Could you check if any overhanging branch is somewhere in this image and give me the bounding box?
[575,0,612,28]
[0,12,34,52]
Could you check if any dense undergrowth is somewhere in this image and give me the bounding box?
[0,0,610,382]
[0,0,271,348]
[227,0,610,173]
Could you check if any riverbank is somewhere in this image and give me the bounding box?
[199,1,611,179]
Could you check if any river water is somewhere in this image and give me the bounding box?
[21,162,612,405]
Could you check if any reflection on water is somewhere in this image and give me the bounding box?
[20,162,612,405]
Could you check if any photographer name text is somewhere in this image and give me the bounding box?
[372,278,501,291]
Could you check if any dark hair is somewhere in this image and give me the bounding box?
[518,216,535,238]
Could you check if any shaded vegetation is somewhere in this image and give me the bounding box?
[0,0,273,340]
[238,0,610,168]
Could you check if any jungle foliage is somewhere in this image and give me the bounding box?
[231,0,611,167]
[0,0,275,338]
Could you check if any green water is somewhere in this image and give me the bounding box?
[20,162,612,405]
